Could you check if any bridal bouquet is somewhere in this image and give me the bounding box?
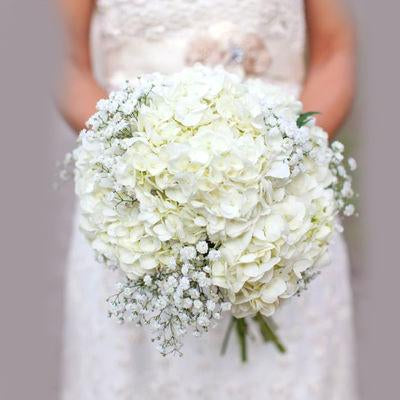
[71,66,356,359]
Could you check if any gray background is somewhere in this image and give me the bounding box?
[0,0,399,399]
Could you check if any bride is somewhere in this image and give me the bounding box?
[58,0,358,399]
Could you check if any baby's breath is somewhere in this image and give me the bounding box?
[107,243,231,356]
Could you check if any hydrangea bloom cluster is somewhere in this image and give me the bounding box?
[108,242,231,355]
[73,66,355,353]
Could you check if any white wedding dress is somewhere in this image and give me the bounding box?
[62,1,358,399]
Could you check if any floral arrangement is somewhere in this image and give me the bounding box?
[71,66,356,360]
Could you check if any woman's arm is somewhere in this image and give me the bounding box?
[57,0,106,132]
[301,0,356,139]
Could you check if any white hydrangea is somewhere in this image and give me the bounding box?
[74,66,356,353]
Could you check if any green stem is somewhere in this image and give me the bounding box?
[253,314,272,343]
[255,313,286,353]
[220,317,236,356]
[235,318,248,363]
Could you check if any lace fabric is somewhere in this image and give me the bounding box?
[62,1,358,399]
[96,0,305,42]
[92,0,306,90]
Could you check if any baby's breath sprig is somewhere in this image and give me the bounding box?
[107,242,231,356]
[329,140,357,216]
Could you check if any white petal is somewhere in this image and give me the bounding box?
[293,259,313,278]
[139,236,161,253]
[119,248,140,264]
[264,214,286,242]
[241,262,260,277]
[139,255,158,270]
[261,278,287,303]
[239,253,258,263]
[267,161,290,179]
[153,223,172,241]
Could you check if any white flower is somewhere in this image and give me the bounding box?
[74,65,356,343]
[337,165,347,177]
[348,157,357,171]
[331,140,344,153]
[180,246,197,261]
[261,278,287,303]
[208,249,221,261]
[143,275,152,286]
[267,161,290,179]
[343,204,355,216]
[167,275,178,288]
[196,241,209,254]
[179,277,190,290]
[167,257,177,269]
[206,300,216,312]
[189,288,200,299]
[341,181,353,198]
[181,263,190,275]
[197,315,210,327]
[183,298,193,309]
[193,300,203,310]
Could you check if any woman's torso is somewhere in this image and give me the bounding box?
[62,4,360,399]
[92,0,306,93]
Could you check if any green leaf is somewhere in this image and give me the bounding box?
[296,111,320,128]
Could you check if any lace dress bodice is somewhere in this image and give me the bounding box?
[93,0,306,92]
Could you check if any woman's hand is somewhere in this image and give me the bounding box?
[301,0,356,139]
[57,0,107,132]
